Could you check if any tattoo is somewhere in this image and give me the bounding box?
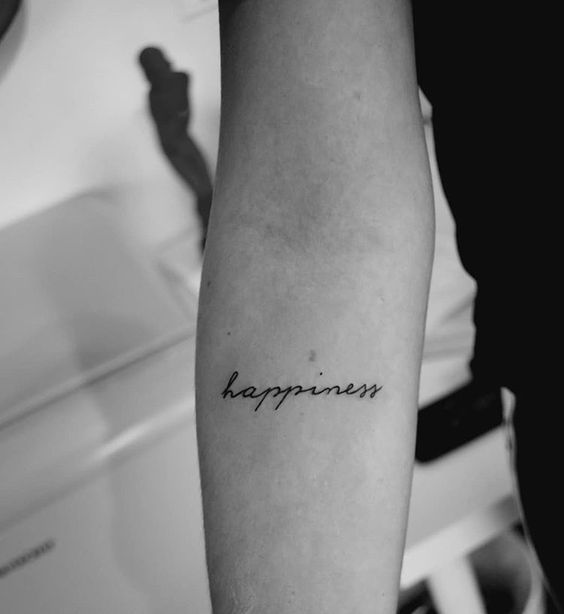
[221,371,383,412]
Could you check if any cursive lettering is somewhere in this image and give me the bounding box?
[221,371,383,412]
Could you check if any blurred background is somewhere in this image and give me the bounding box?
[0,0,219,250]
[0,1,545,613]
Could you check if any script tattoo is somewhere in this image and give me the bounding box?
[221,371,383,412]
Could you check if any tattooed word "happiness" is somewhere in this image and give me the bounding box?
[221,371,383,412]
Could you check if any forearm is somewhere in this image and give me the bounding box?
[196,1,434,612]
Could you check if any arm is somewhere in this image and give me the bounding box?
[196,1,434,612]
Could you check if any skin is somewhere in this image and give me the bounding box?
[196,1,434,612]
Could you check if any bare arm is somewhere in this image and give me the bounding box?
[196,1,434,612]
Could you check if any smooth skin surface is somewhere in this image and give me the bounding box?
[196,1,434,612]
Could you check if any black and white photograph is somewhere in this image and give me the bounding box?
[0,1,557,612]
